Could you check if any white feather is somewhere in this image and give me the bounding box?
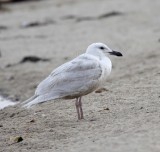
[22,43,113,108]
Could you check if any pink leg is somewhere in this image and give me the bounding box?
[78,97,84,119]
[75,98,80,120]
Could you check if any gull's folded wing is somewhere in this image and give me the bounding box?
[35,54,102,97]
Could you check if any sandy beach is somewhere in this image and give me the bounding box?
[0,0,160,151]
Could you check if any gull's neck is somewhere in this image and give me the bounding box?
[86,49,106,60]
[85,48,112,74]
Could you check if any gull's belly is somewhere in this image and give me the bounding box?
[63,80,100,99]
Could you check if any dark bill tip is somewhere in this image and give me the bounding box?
[109,50,123,57]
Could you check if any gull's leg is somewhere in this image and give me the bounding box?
[75,98,80,120]
[79,97,84,119]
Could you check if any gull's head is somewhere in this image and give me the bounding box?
[86,42,123,58]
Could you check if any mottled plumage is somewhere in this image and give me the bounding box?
[22,43,122,120]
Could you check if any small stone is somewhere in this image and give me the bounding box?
[10,136,23,143]
[49,129,54,132]
[7,75,14,81]
[29,119,35,123]
[10,113,15,118]
[95,88,109,93]
[103,107,110,111]
[90,118,97,121]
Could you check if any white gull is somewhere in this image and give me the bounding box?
[22,43,122,120]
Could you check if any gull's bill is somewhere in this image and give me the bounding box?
[109,50,123,56]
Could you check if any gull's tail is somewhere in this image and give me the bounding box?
[21,93,60,108]
[21,95,37,105]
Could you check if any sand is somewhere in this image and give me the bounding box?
[0,0,160,151]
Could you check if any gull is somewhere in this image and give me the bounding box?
[22,43,122,120]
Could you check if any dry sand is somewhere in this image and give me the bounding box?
[0,0,160,151]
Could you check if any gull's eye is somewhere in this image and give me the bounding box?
[99,46,105,50]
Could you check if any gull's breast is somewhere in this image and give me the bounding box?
[99,57,112,84]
